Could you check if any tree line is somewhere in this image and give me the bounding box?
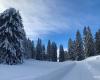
[0,8,100,65]
[25,27,100,62]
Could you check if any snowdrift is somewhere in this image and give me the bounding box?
[0,56,100,80]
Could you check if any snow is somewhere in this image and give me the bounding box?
[0,56,100,80]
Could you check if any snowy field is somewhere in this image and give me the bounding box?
[0,56,100,80]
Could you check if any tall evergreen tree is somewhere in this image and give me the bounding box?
[31,41,36,59]
[51,42,57,62]
[95,29,100,55]
[41,44,45,60]
[75,30,84,61]
[64,51,70,61]
[83,27,87,57]
[68,38,76,60]
[59,44,65,62]
[47,40,52,61]
[23,38,34,59]
[83,27,95,57]
[0,8,26,64]
[36,38,42,60]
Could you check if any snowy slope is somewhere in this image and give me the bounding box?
[0,56,100,80]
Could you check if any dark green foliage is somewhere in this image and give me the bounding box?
[59,45,65,62]
[31,41,36,59]
[51,42,57,62]
[83,27,95,57]
[68,38,76,60]
[36,38,42,60]
[75,30,84,61]
[95,29,100,55]
[23,38,35,59]
[47,40,52,61]
[41,45,45,60]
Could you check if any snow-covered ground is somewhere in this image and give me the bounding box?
[0,56,100,80]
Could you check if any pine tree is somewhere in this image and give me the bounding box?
[95,29,100,55]
[68,38,72,60]
[23,38,34,59]
[68,38,76,60]
[41,44,45,60]
[59,44,65,62]
[51,42,57,62]
[47,40,52,61]
[22,38,28,59]
[64,51,70,61]
[31,41,36,59]
[36,38,42,60]
[0,8,26,64]
[83,27,95,57]
[83,27,87,58]
[75,30,84,61]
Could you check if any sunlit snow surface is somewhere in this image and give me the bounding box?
[0,56,100,80]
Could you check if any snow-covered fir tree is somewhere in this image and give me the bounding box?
[59,44,65,62]
[0,8,26,64]
[83,27,95,57]
[64,51,70,61]
[95,29,100,55]
[23,38,35,59]
[75,30,84,61]
[68,38,76,60]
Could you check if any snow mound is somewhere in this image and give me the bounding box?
[0,56,100,80]
[85,55,100,61]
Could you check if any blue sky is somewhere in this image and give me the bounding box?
[0,0,100,48]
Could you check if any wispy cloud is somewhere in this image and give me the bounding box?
[0,0,100,42]
[0,0,80,40]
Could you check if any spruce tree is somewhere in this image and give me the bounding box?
[41,44,45,60]
[47,40,52,61]
[68,38,76,60]
[59,44,65,62]
[0,8,26,64]
[51,42,57,62]
[64,51,70,60]
[31,41,36,59]
[68,38,73,60]
[23,38,34,59]
[36,38,42,60]
[95,29,100,55]
[83,27,95,57]
[75,30,84,61]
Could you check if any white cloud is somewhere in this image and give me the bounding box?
[0,0,83,40]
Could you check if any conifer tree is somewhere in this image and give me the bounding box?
[64,51,70,60]
[23,38,34,59]
[0,8,26,64]
[68,38,76,60]
[31,41,36,59]
[47,40,52,61]
[95,29,100,55]
[36,38,42,60]
[41,44,45,60]
[75,30,84,61]
[59,44,65,62]
[51,42,57,62]
[83,27,95,57]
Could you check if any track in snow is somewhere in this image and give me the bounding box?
[34,62,76,80]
